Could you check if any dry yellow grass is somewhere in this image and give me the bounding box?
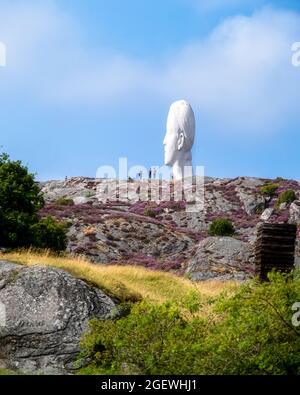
[0,250,238,305]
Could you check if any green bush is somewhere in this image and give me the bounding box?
[205,271,300,375]
[260,183,279,197]
[79,301,207,375]
[0,153,44,247]
[0,152,67,251]
[276,190,297,208]
[30,217,67,252]
[208,218,234,236]
[55,197,74,206]
[79,271,300,375]
[144,208,157,218]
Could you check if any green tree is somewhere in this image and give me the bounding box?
[0,153,66,251]
[0,153,44,247]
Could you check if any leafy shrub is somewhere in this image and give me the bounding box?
[79,271,300,375]
[55,197,74,206]
[260,183,279,197]
[0,152,67,251]
[144,208,157,218]
[276,190,297,208]
[208,218,234,236]
[0,153,44,247]
[79,300,207,375]
[205,271,300,375]
[30,217,67,252]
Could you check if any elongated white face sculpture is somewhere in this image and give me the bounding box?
[163,100,195,180]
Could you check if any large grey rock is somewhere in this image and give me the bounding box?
[186,237,254,281]
[0,261,116,374]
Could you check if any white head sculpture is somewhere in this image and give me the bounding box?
[163,100,195,180]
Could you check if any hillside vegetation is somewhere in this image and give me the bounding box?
[0,250,236,304]
[79,270,300,375]
[2,250,300,375]
[39,176,300,280]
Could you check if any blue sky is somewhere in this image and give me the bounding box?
[0,0,300,180]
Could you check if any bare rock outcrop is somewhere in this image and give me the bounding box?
[186,237,255,281]
[0,261,116,374]
[290,201,300,224]
[38,176,300,277]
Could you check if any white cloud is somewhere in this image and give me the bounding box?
[0,2,299,136]
[161,8,300,135]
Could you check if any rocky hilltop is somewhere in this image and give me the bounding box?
[40,176,300,280]
[1,176,299,375]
